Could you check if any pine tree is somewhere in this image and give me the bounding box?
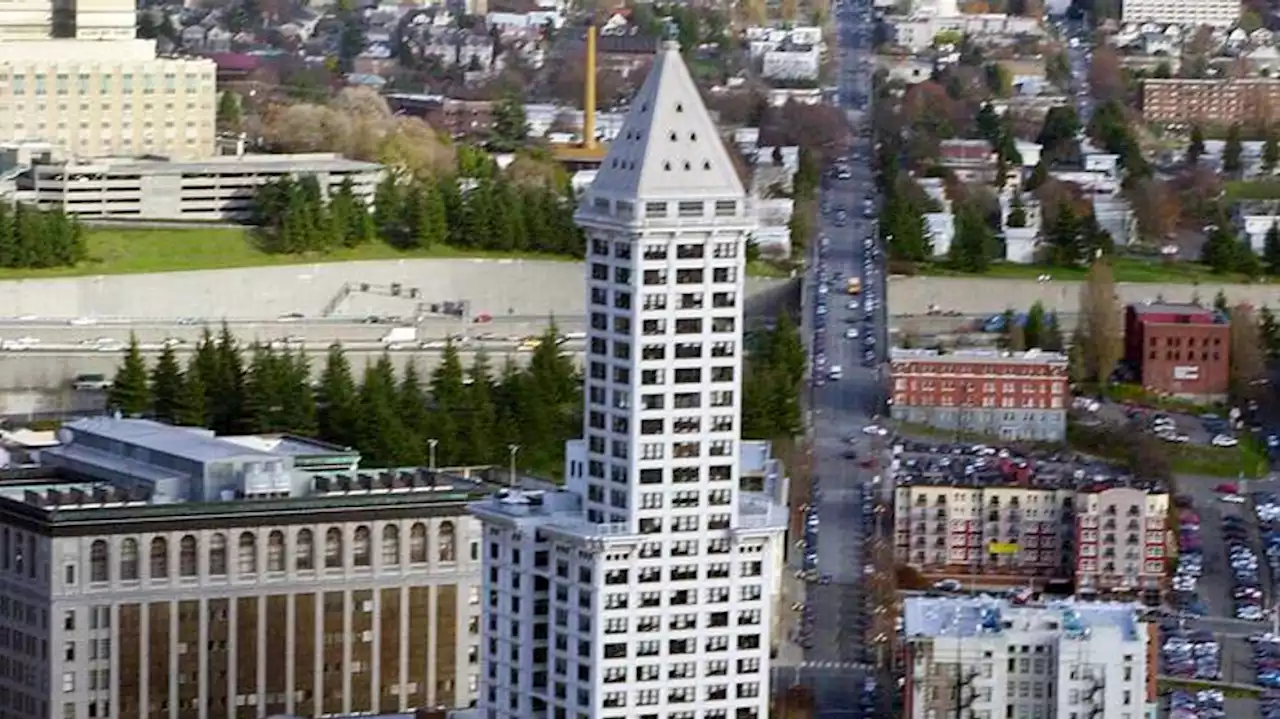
[174,357,207,427]
[372,173,403,241]
[280,351,317,436]
[243,345,281,433]
[1201,225,1242,274]
[1214,289,1230,314]
[210,324,247,434]
[1024,301,1047,349]
[356,354,412,467]
[1264,223,1280,275]
[1223,124,1244,175]
[109,335,150,416]
[1265,130,1280,175]
[1260,305,1280,358]
[150,344,184,423]
[316,344,360,447]
[948,201,992,272]
[429,340,468,463]
[462,351,499,464]
[397,361,431,467]
[1186,124,1205,166]
[1043,313,1065,352]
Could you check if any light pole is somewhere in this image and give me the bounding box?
[507,444,520,486]
[428,438,438,471]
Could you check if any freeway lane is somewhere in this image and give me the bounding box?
[794,0,888,716]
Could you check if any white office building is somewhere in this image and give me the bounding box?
[1120,0,1239,27]
[902,596,1155,719]
[470,39,787,719]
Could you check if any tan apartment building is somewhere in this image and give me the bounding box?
[0,39,217,160]
[893,477,1169,597]
[1141,78,1280,126]
[0,417,495,719]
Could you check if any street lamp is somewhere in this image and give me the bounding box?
[507,444,520,487]
[428,438,438,471]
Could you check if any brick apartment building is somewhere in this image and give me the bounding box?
[889,348,1071,442]
[1141,78,1280,125]
[1075,485,1169,598]
[1124,302,1230,401]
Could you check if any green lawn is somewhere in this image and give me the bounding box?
[915,255,1254,284]
[1224,179,1280,202]
[0,227,799,279]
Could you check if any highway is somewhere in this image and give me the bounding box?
[794,0,887,716]
[0,316,589,352]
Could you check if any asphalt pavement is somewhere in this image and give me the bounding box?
[788,1,888,715]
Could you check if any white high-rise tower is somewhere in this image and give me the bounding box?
[470,40,787,719]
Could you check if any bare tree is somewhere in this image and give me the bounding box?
[1087,46,1125,104]
[1229,303,1267,402]
[1127,177,1181,243]
[1078,259,1124,386]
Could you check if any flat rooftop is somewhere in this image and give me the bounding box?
[32,153,382,176]
[903,595,1142,642]
[891,348,1068,365]
[1129,302,1225,322]
[895,472,1167,494]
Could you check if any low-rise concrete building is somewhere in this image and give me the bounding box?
[9,150,383,221]
[890,13,1042,52]
[1237,200,1280,252]
[762,46,822,82]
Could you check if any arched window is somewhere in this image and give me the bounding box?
[238,532,257,575]
[296,529,314,571]
[267,531,285,572]
[324,528,343,569]
[382,525,400,566]
[438,521,456,563]
[120,538,139,581]
[353,526,371,567]
[150,537,168,579]
[209,533,227,576]
[409,522,428,563]
[179,535,198,577]
[90,539,109,582]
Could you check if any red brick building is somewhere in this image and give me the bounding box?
[889,348,1070,441]
[1124,303,1230,401]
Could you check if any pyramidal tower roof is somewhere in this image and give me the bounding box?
[588,40,746,203]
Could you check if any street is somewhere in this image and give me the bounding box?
[789,0,888,715]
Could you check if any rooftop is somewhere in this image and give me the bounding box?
[587,40,746,204]
[890,348,1069,365]
[894,468,1167,494]
[902,595,1143,642]
[1129,302,1227,324]
[61,417,274,463]
[32,152,382,176]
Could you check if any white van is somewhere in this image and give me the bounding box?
[828,365,843,381]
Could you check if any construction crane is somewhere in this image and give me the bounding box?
[549,23,610,169]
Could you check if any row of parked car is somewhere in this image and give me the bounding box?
[1223,513,1267,622]
[1254,492,1280,588]
[1251,636,1280,690]
[1169,689,1226,719]
[1171,506,1208,617]
[1161,627,1222,682]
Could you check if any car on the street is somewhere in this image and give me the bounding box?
[1212,434,1239,447]
[1221,494,1246,504]
[932,579,962,592]
[862,424,888,436]
[845,328,859,339]
[72,373,111,391]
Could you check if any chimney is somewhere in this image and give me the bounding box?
[583,23,598,150]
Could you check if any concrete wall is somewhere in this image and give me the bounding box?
[888,276,1280,316]
[0,259,793,321]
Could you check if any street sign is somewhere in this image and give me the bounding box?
[988,542,1019,555]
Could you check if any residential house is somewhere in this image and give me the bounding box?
[877,55,934,84]
[918,177,955,257]
[762,45,822,82]
[562,24,656,77]
[1235,200,1280,253]
[938,138,998,181]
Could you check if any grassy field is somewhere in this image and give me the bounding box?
[915,255,1254,284]
[1225,179,1280,202]
[0,227,576,280]
[0,227,793,280]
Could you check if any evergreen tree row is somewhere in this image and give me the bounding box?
[741,315,807,441]
[0,201,87,269]
[251,173,585,258]
[108,326,581,472]
[109,318,808,472]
